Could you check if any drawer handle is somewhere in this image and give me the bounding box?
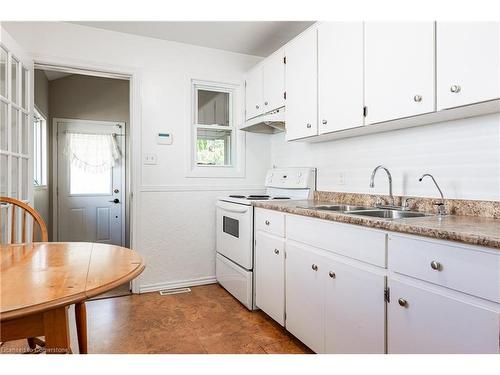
[328,271,336,279]
[274,249,279,255]
[311,264,318,271]
[430,261,442,271]
[398,298,408,308]
[265,220,270,226]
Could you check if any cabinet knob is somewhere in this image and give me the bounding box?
[274,249,279,255]
[398,298,408,308]
[306,123,312,129]
[450,85,461,93]
[430,260,442,271]
[311,264,318,271]
[328,271,336,279]
[265,220,270,226]
[322,119,328,125]
[256,104,260,109]
[264,101,268,106]
[413,95,422,102]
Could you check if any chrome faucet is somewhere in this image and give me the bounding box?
[419,173,446,216]
[369,165,395,206]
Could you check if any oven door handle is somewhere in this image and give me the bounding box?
[216,203,250,214]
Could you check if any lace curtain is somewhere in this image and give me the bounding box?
[66,132,121,173]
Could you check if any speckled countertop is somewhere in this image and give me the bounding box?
[252,199,500,250]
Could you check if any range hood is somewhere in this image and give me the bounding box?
[240,107,285,134]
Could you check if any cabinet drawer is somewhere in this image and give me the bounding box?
[255,208,285,237]
[388,234,500,303]
[286,214,386,267]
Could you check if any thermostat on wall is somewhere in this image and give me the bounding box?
[157,133,173,145]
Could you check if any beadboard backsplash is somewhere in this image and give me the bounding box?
[270,113,500,201]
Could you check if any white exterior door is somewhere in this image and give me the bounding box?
[56,120,124,245]
[244,66,263,120]
[262,50,285,112]
[437,22,500,110]
[255,231,285,326]
[0,27,33,242]
[285,241,325,353]
[388,278,500,354]
[285,29,318,141]
[325,259,386,353]
[318,22,364,134]
[365,22,435,124]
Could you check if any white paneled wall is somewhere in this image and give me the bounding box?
[271,113,500,201]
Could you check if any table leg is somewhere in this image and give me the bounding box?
[43,307,71,354]
[75,302,88,354]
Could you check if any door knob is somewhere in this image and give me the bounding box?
[274,249,279,255]
[413,95,422,102]
[311,264,318,271]
[430,260,442,271]
[306,123,312,128]
[109,198,120,204]
[265,220,270,226]
[328,271,336,279]
[322,119,327,125]
[398,298,408,308]
[450,85,461,93]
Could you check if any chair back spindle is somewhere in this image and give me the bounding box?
[0,197,48,244]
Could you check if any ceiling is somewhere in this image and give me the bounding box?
[70,21,315,57]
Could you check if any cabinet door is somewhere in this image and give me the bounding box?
[318,22,364,134]
[262,50,285,112]
[285,29,318,141]
[437,22,500,110]
[325,260,386,353]
[245,66,263,120]
[388,279,500,354]
[365,22,435,124]
[285,241,325,353]
[255,231,285,326]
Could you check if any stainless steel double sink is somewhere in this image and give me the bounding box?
[297,204,432,219]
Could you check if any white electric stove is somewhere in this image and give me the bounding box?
[215,167,316,310]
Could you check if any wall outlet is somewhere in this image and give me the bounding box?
[338,172,346,185]
[143,153,158,165]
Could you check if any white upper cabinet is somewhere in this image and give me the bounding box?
[365,22,435,124]
[245,65,263,120]
[285,29,318,141]
[437,22,500,110]
[262,49,285,112]
[318,22,364,134]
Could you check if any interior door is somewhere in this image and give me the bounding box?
[318,22,364,134]
[0,26,34,242]
[262,50,285,112]
[57,120,124,245]
[437,22,500,110]
[285,28,318,141]
[364,22,435,124]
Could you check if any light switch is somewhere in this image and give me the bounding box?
[143,153,157,165]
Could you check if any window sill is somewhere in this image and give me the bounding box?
[34,185,48,191]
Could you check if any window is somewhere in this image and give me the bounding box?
[192,81,236,167]
[33,108,47,187]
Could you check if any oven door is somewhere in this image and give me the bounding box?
[216,200,253,270]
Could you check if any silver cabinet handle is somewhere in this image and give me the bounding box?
[328,271,336,279]
[430,260,442,271]
[450,85,461,93]
[322,119,327,125]
[311,264,318,271]
[274,249,279,255]
[398,298,408,308]
[265,220,270,226]
[256,104,260,109]
[413,95,422,102]
[306,123,312,128]
[264,101,268,105]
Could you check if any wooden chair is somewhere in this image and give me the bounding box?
[0,197,87,354]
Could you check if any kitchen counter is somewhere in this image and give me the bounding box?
[252,199,500,250]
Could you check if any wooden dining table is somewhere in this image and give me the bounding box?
[0,242,145,354]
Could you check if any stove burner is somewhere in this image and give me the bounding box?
[273,197,291,200]
[247,195,270,198]
[229,195,246,198]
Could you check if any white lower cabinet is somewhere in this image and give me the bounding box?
[325,259,386,354]
[255,231,285,325]
[388,278,500,354]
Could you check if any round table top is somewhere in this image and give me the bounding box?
[0,242,145,321]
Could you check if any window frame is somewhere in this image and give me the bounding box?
[33,107,47,188]
[187,79,245,178]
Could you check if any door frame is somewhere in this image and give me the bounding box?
[33,58,142,293]
[52,118,126,246]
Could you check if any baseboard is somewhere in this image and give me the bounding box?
[138,276,217,294]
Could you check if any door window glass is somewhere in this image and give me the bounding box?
[70,164,112,195]
[11,108,18,153]
[223,216,239,238]
[0,101,6,150]
[0,46,7,98]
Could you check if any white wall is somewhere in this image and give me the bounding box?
[271,113,500,201]
[4,22,270,291]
